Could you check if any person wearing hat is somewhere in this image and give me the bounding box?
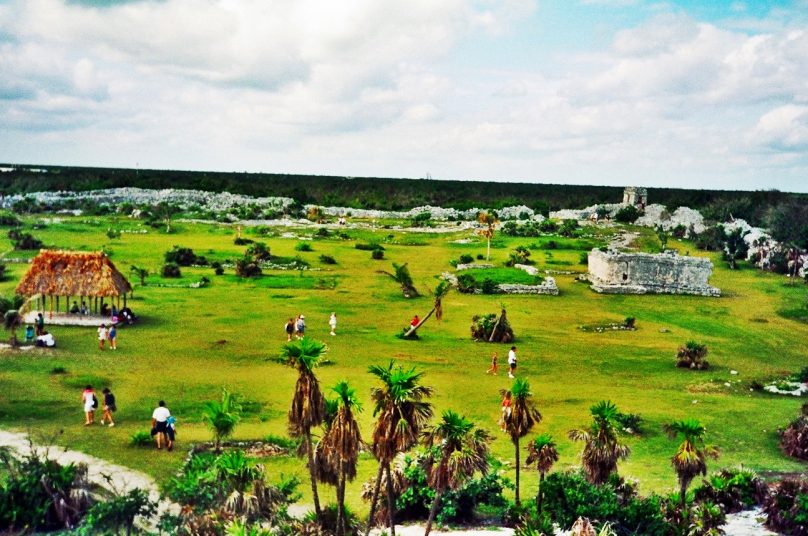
[296,314,306,338]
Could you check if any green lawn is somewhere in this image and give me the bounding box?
[0,215,805,514]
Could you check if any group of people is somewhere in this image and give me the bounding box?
[81,386,175,451]
[24,312,55,347]
[284,312,338,341]
[486,346,519,378]
[97,323,118,350]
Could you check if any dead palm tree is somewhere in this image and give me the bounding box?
[663,418,720,514]
[422,410,491,536]
[501,378,542,505]
[4,309,22,347]
[478,211,499,261]
[365,362,434,536]
[281,336,327,523]
[320,381,363,536]
[403,281,453,338]
[377,262,420,298]
[525,433,559,515]
[568,400,630,485]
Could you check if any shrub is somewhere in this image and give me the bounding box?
[79,488,156,535]
[457,274,478,293]
[319,254,337,265]
[315,227,330,238]
[762,479,808,535]
[614,411,643,434]
[0,211,21,226]
[614,205,642,223]
[694,226,724,251]
[458,254,474,264]
[781,402,808,461]
[623,316,636,329]
[161,263,181,278]
[233,236,254,245]
[295,242,313,252]
[130,430,153,447]
[8,230,43,250]
[371,249,384,260]
[539,220,558,233]
[165,246,207,266]
[692,467,768,513]
[105,228,121,240]
[506,246,533,267]
[676,341,709,370]
[246,242,271,262]
[481,278,498,294]
[303,503,364,535]
[49,366,68,375]
[235,255,262,278]
[559,219,580,237]
[355,243,384,251]
[476,253,485,260]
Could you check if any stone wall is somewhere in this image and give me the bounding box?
[588,249,720,296]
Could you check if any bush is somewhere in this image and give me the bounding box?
[161,263,181,278]
[695,226,724,251]
[355,243,384,251]
[79,488,156,535]
[614,205,642,223]
[506,246,533,267]
[781,402,808,461]
[481,278,498,294]
[235,255,262,278]
[0,211,21,226]
[105,228,121,240]
[319,254,337,265]
[458,254,474,264]
[476,253,485,260]
[130,430,153,447]
[8,230,43,250]
[559,219,580,237]
[165,246,207,266]
[233,236,254,245]
[246,242,271,261]
[457,274,478,293]
[763,479,808,535]
[692,467,768,513]
[371,249,384,260]
[676,341,709,370]
[295,242,313,252]
[614,411,643,434]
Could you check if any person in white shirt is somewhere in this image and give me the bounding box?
[98,324,108,350]
[508,346,518,379]
[329,312,337,336]
[152,400,173,451]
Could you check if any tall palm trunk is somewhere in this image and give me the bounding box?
[305,429,322,521]
[486,238,491,261]
[680,478,688,518]
[336,459,346,536]
[537,471,545,515]
[514,438,521,505]
[365,463,385,536]
[385,462,397,536]
[424,487,444,536]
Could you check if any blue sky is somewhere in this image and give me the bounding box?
[2,0,808,192]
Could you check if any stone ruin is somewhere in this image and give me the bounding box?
[623,186,648,208]
[587,249,720,296]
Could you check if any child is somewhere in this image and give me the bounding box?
[499,391,512,431]
[165,415,177,452]
[296,315,306,338]
[285,318,295,341]
[329,312,337,336]
[101,387,116,427]
[82,385,96,426]
[108,324,117,350]
[25,324,34,343]
[486,352,498,375]
[98,324,107,350]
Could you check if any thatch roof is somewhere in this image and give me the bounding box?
[16,250,132,297]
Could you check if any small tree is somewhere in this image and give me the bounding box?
[525,433,559,515]
[129,266,149,287]
[402,281,453,338]
[501,378,542,505]
[153,202,180,233]
[663,418,720,516]
[377,262,419,298]
[676,341,709,370]
[4,309,22,347]
[478,212,499,261]
[568,400,630,485]
[201,388,242,453]
[656,225,669,252]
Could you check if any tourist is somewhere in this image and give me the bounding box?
[486,351,498,375]
[98,324,107,350]
[410,315,419,328]
[151,400,173,451]
[80,301,88,315]
[499,391,512,431]
[82,385,97,426]
[508,346,517,379]
[69,301,80,314]
[329,312,337,336]
[111,304,118,319]
[36,331,55,347]
[166,414,177,448]
[108,324,117,350]
[120,306,136,324]
[36,313,44,336]
[101,387,116,427]
[296,315,306,338]
[285,318,295,341]
[100,303,110,316]
[25,324,34,343]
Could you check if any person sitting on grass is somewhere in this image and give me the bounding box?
[35,331,55,347]
[69,301,80,314]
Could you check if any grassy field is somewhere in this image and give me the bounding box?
[0,215,805,514]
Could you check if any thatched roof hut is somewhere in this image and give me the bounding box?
[16,250,132,314]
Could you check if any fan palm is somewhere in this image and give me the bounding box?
[320,381,363,536]
[663,418,720,513]
[129,266,149,287]
[402,281,453,338]
[501,378,542,505]
[477,211,499,261]
[568,400,630,485]
[525,433,559,515]
[377,262,420,298]
[422,410,491,536]
[365,362,434,536]
[281,336,327,523]
[201,388,242,453]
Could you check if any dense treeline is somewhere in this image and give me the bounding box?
[0,164,803,223]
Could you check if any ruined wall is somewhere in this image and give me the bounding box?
[588,249,720,296]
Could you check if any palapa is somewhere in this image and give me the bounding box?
[16,250,132,298]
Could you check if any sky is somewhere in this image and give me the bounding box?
[2,0,808,192]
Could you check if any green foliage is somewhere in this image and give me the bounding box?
[165,245,207,266]
[130,430,153,447]
[263,433,302,451]
[694,226,725,251]
[0,294,25,315]
[78,488,156,535]
[235,255,262,278]
[0,211,22,226]
[371,249,384,260]
[8,229,43,250]
[481,277,498,294]
[355,243,384,251]
[458,254,474,264]
[161,262,181,278]
[767,200,808,249]
[105,228,121,239]
[319,254,337,264]
[506,245,533,267]
[246,241,271,261]
[676,341,709,370]
[692,467,767,513]
[763,479,808,536]
[457,273,478,293]
[559,219,580,237]
[614,205,642,223]
[202,388,243,451]
[295,242,313,252]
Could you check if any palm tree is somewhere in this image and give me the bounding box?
[478,211,499,261]
[568,400,630,485]
[663,418,720,513]
[320,381,363,536]
[525,433,559,515]
[365,362,434,536]
[202,388,242,453]
[282,336,327,523]
[501,378,542,505]
[422,410,491,536]
[402,281,453,338]
[4,309,22,347]
[130,266,149,287]
[377,262,420,298]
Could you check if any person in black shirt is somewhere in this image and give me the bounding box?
[101,387,116,427]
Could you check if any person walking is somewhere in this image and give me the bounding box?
[82,385,97,426]
[329,312,337,336]
[508,346,517,379]
[285,318,295,341]
[296,315,306,338]
[486,351,499,375]
[108,324,117,350]
[97,324,108,350]
[101,387,116,427]
[152,400,173,451]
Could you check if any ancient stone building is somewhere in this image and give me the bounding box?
[622,186,648,208]
[587,249,720,296]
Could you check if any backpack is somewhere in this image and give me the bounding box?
[92,394,98,409]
